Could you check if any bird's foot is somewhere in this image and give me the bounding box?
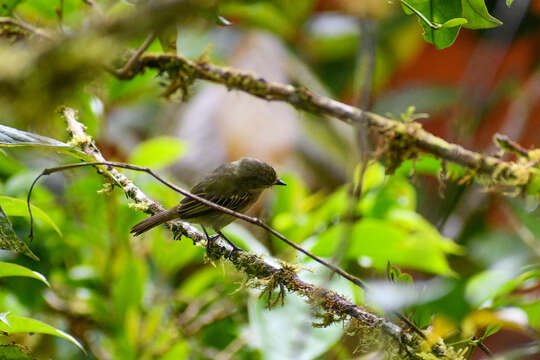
[205,234,220,253]
[217,231,243,258]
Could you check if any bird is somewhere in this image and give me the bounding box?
[130,157,286,251]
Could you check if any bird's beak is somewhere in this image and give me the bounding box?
[275,178,286,186]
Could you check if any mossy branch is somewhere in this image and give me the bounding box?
[127,53,539,196]
[59,107,466,359]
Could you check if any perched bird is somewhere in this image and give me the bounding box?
[130,158,286,250]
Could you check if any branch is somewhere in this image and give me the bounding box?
[125,53,539,195]
[54,108,462,359]
[0,16,55,40]
[114,31,157,79]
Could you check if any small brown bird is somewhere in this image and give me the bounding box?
[130,158,286,250]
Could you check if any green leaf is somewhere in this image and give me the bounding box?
[441,17,468,28]
[160,341,190,360]
[506,0,517,6]
[402,0,463,49]
[0,312,84,352]
[128,136,186,169]
[0,196,62,236]
[313,211,461,275]
[0,124,90,161]
[0,205,38,261]
[354,162,385,195]
[112,257,147,322]
[520,300,540,329]
[465,258,523,306]
[0,261,48,286]
[0,124,70,149]
[462,0,502,29]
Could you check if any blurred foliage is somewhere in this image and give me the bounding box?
[0,0,538,359]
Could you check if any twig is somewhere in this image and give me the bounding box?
[27,160,367,290]
[0,17,55,40]
[115,31,157,79]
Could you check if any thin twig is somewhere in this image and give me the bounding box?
[115,31,157,79]
[28,160,429,343]
[0,17,55,40]
[27,160,367,290]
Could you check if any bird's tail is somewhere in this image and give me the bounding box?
[130,207,178,236]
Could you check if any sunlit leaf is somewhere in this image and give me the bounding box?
[0,196,62,236]
[465,257,523,306]
[128,136,186,169]
[402,0,463,49]
[0,124,91,161]
[312,213,460,275]
[0,312,84,352]
[462,0,502,29]
[0,261,48,286]
[441,17,468,28]
[160,341,190,360]
[0,205,38,261]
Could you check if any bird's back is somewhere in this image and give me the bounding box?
[176,165,261,230]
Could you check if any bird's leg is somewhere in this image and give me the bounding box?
[201,225,219,253]
[217,230,243,255]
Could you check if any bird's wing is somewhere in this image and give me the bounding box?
[177,190,254,219]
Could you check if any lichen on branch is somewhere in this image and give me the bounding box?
[130,53,539,197]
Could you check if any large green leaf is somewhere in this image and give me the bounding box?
[0,124,91,161]
[462,0,502,29]
[0,261,48,286]
[312,210,461,275]
[128,136,186,169]
[0,125,70,149]
[0,312,84,352]
[402,0,502,48]
[0,196,62,236]
[0,205,38,261]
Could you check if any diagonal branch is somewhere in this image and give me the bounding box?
[0,16,55,40]
[123,53,538,195]
[55,107,463,359]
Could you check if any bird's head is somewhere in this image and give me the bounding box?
[233,158,286,190]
